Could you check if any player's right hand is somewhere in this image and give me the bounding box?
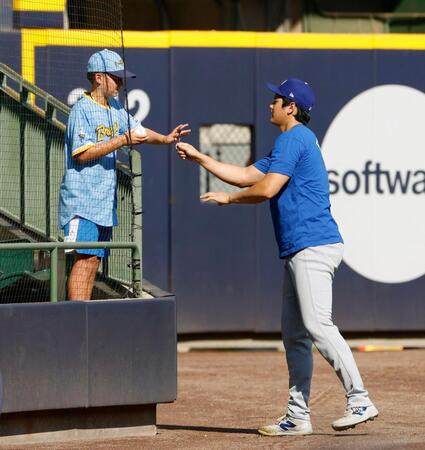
[176,142,201,161]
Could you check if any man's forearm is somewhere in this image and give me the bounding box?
[227,173,288,204]
[196,153,249,187]
[228,183,272,204]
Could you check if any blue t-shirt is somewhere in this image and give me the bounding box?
[254,124,342,258]
[58,93,138,228]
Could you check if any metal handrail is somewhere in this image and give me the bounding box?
[0,241,141,301]
[0,62,69,128]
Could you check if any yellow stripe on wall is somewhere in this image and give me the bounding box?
[161,31,425,50]
[21,30,425,85]
[14,0,65,12]
[169,31,257,48]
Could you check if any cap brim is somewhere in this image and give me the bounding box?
[266,82,282,96]
[109,69,136,79]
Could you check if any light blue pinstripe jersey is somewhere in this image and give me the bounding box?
[58,93,138,228]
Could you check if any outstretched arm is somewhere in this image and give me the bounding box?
[176,142,265,187]
[74,131,148,163]
[144,123,191,145]
[74,124,191,163]
[200,173,289,205]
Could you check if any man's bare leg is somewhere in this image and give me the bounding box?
[67,253,100,301]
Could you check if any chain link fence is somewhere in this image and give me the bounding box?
[199,124,253,194]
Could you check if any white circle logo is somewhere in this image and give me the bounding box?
[322,84,425,284]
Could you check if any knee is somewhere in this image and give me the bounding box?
[282,326,310,348]
[303,316,337,342]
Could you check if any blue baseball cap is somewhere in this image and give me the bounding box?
[87,49,136,79]
[267,78,315,112]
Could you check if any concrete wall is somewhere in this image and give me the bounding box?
[0,298,176,441]
[0,299,176,414]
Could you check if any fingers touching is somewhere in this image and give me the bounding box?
[169,123,191,143]
[175,142,199,161]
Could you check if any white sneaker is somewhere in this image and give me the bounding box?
[258,415,313,436]
[332,405,379,431]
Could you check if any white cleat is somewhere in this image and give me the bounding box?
[332,405,379,431]
[258,415,313,436]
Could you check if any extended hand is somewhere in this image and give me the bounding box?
[200,192,231,205]
[165,123,191,144]
[176,142,202,161]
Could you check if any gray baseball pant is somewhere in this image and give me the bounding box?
[281,243,372,421]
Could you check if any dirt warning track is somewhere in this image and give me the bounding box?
[3,349,424,450]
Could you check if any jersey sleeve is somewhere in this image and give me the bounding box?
[127,113,139,131]
[253,154,272,173]
[109,98,138,133]
[67,108,96,157]
[267,134,303,177]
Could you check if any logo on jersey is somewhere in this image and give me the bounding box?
[96,122,119,142]
[322,84,425,284]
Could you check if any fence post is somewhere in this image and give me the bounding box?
[132,245,142,298]
[50,246,58,302]
[45,101,53,238]
[19,86,28,226]
[130,149,142,297]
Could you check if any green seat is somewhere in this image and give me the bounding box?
[23,269,50,282]
[0,239,33,289]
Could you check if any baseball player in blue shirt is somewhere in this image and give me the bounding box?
[59,49,190,301]
[176,78,378,436]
